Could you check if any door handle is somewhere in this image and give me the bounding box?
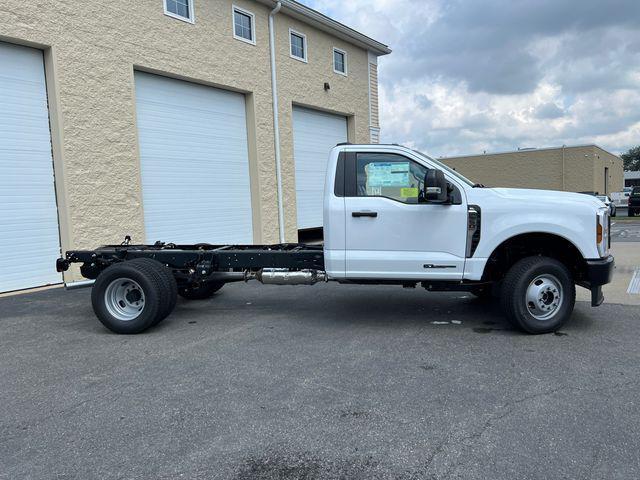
[352,211,378,218]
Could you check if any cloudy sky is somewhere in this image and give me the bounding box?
[305,0,640,157]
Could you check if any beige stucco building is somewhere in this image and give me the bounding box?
[442,145,624,195]
[0,0,390,291]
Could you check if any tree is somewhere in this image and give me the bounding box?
[621,146,640,171]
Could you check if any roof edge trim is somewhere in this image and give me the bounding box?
[256,0,391,55]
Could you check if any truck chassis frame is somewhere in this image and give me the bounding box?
[57,240,326,286]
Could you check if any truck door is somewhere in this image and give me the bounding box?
[344,151,468,280]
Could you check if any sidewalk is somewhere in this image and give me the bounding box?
[577,242,640,306]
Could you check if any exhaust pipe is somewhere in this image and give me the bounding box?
[64,279,95,290]
[246,269,328,285]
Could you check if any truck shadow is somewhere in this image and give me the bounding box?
[210,283,597,336]
[179,282,526,335]
[310,290,516,334]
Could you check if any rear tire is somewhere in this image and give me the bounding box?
[500,256,575,334]
[127,258,178,324]
[178,282,224,300]
[91,262,168,334]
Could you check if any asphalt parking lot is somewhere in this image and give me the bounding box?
[2,279,640,479]
[611,218,640,242]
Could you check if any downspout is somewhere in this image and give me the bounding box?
[269,1,285,243]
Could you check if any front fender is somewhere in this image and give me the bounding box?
[474,210,598,260]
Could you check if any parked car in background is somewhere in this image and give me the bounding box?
[629,187,640,216]
[611,190,629,208]
[596,195,616,217]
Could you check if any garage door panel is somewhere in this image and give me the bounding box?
[140,102,247,122]
[136,148,250,163]
[0,42,61,293]
[293,107,348,230]
[0,79,49,100]
[135,73,253,245]
[0,119,52,144]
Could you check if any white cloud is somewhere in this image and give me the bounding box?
[305,0,640,157]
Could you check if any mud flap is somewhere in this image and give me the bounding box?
[591,286,604,307]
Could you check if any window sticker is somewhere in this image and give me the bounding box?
[365,162,410,188]
[368,186,382,196]
[400,187,419,198]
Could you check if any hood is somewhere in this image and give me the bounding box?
[488,187,605,209]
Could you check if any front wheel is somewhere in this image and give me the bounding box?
[500,256,575,334]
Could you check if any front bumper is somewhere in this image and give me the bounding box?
[583,255,615,306]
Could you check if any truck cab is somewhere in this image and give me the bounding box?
[323,144,614,332]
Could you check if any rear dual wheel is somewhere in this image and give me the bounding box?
[91,259,178,334]
[128,258,178,323]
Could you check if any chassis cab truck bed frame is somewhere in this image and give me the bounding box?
[57,243,326,287]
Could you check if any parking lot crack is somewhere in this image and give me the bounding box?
[432,385,583,478]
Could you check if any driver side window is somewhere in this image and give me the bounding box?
[356,153,428,204]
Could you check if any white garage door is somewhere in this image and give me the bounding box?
[0,42,61,293]
[135,73,253,244]
[293,106,348,229]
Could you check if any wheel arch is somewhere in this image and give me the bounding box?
[481,232,588,283]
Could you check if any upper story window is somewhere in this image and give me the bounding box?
[333,48,347,76]
[289,29,307,62]
[164,0,194,23]
[233,6,255,45]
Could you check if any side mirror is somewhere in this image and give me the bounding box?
[423,169,450,203]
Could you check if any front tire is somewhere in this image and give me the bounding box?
[500,256,575,334]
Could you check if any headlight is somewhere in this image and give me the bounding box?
[596,209,609,257]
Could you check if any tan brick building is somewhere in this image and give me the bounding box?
[0,0,390,292]
[442,145,624,194]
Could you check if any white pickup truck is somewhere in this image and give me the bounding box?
[57,144,614,335]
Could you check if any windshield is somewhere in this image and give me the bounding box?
[411,149,476,187]
[596,196,607,201]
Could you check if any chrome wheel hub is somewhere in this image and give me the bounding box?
[104,278,145,322]
[526,274,563,321]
